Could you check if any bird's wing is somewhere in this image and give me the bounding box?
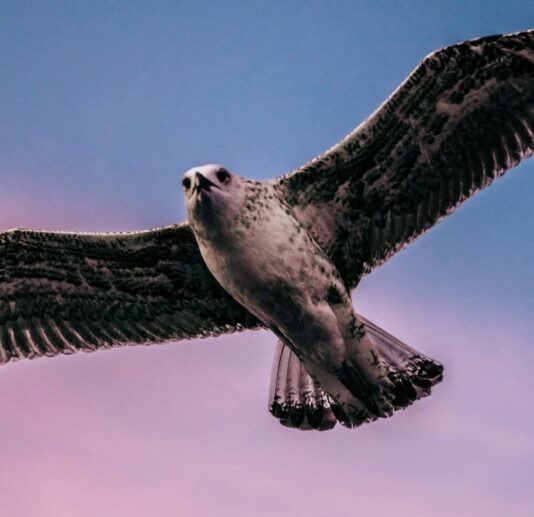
[274,30,534,287]
[0,223,260,365]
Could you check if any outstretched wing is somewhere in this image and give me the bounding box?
[275,30,534,288]
[0,224,260,365]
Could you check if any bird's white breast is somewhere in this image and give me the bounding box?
[192,185,336,328]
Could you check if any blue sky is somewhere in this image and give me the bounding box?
[1,2,534,516]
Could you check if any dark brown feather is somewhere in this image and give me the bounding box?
[276,30,534,288]
[0,224,261,365]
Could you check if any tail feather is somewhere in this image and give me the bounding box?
[359,316,444,404]
[269,340,337,431]
[268,316,443,431]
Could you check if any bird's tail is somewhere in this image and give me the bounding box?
[268,316,443,431]
[357,315,444,407]
[269,339,338,431]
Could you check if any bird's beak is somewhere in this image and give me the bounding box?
[194,172,220,193]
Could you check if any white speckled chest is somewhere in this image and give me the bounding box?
[192,183,337,327]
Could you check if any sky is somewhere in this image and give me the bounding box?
[1,1,534,516]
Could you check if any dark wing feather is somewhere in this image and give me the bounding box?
[275,30,534,287]
[0,224,260,365]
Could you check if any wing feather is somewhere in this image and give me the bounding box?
[275,30,534,287]
[0,224,260,365]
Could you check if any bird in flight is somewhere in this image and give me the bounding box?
[1,31,533,431]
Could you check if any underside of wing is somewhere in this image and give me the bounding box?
[0,224,260,365]
[275,30,534,288]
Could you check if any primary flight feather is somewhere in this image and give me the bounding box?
[1,30,533,431]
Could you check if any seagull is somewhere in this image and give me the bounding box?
[1,30,533,431]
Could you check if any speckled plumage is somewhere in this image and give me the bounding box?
[0,225,260,363]
[183,165,443,429]
[277,30,534,287]
[1,30,533,431]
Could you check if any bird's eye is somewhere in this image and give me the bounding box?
[216,168,230,183]
[182,177,191,190]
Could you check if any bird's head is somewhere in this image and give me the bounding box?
[182,164,247,237]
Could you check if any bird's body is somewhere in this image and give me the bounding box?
[1,30,533,431]
[188,171,333,338]
[183,165,442,427]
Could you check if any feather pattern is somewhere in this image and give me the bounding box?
[0,224,260,364]
[269,340,338,431]
[275,30,534,287]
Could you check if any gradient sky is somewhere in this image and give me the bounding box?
[1,2,534,516]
